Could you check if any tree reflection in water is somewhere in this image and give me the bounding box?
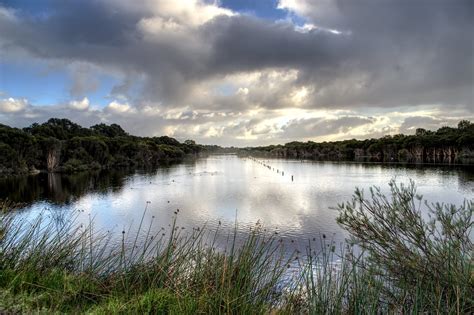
[0,169,136,205]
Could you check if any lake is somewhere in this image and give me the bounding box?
[2,154,473,256]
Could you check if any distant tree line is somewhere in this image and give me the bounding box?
[240,120,474,164]
[0,118,212,175]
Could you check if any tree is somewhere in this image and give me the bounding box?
[415,128,427,136]
[457,120,471,130]
[91,123,128,137]
[154,136,180,146]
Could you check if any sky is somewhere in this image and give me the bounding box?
[0,0,473,146]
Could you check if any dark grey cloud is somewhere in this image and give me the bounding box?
[205,16,348,74]
[281,0,474,107]
[0,0,472,145]
[69,63,100,97]
[1,0,470,111]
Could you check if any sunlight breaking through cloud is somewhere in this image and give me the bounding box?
[0,0,472,145]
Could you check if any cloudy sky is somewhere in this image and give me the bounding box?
[0,0,472,146]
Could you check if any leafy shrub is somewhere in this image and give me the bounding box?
[337,180,473,313]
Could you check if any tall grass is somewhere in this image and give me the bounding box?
[0,206,291,313]
[0,181,472,314]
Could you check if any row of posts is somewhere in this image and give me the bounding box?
[248,156,294,182]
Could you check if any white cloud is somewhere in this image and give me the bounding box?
[131,0,236,37]
[0,0,472,146]
[142,0,234,27]
[277,0,309,13]
[277,0,339,23]
[69,97,90,110]
[0,96,472,147]
[0,97,28,113]
[236,87,249,96]
[106,100,132,113]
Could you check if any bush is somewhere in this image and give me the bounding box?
[336,180,473,313]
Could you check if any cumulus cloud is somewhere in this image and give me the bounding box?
[106,101,132,113]
[0,0,472,145]
[69,97,90,111]
[0,94,469,147]
[0,97,28,113]
[2,0,470,108]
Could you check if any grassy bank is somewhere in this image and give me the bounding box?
[0,181,472,314]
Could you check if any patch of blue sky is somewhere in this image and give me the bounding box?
[0,0,55,16]
[0,60,68,106]
[220,0,307,25]
[0,59,128,108]
[0,0,49,10]
[220,0,286,20]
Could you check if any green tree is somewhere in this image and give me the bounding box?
[91,123,128,137]
[415,128,427,136]
[458,120,471,130]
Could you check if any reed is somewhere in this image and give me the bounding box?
[0,181,472,314]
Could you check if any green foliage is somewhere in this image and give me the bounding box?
[337,180,473,313]
[90,123,128,138]
[153,136,181,146]
[0,118,207,175]
[24,118,92,140]
[0,143,17,169]
[89,289,198,314]
[242,120,474,164]
[458,120,472,130]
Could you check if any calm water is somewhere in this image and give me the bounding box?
[2,155,474,254]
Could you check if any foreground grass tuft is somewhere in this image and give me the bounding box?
[0,181,472,314]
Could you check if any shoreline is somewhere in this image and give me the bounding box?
[1,182,471,314]
[2,154,473,178]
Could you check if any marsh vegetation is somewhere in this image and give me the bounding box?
[0,181,472,314]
